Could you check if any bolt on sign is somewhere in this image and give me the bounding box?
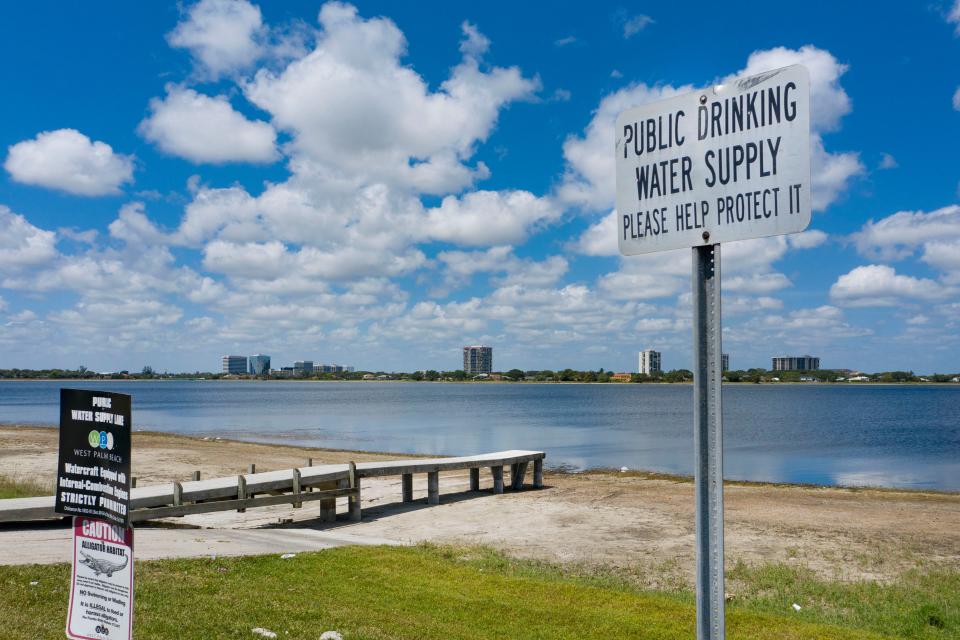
[55,389,132,527]
[616,64,811,254]
[67,517,134,640]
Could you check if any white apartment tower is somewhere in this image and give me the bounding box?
[638,349,662,375]
[463,345,493,375]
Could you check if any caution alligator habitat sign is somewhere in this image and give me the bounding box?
[67,516,134,640]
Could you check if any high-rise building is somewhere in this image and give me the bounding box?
[721,353,730,371]
[293,360,314,375]
[248,354,271,376]
[772,355,820,371]
[638,349,661,375]
[463,346,493,375]
[222,355,248,375]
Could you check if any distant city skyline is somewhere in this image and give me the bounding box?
[0,3,957,373]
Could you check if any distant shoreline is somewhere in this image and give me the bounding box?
[0,378,957,387]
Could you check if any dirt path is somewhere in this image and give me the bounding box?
[2,425,957,586]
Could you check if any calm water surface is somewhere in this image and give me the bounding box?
[1,381,958,490]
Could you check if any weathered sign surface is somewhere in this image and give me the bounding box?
[615,64,810,255]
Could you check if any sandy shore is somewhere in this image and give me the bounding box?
[2,425,958,586]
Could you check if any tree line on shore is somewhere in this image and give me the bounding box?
[1,366,958,383]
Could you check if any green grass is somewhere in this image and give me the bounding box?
[0,474,51,499]
[728,561,960,639]
[4,545,951,640]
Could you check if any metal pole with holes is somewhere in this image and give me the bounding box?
[692,242,725,639]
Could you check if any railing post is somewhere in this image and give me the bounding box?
[427,471,440,505]
[292,468,302,509]
[469,467,480,491]
[348,461,361,521]
[237,474,247,513]
[511,462,528,490]
[491,466,504,494]
[321,481,337,522]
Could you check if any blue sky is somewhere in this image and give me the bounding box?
[0,0,959,374]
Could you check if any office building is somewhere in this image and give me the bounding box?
[314,363,352,374]
[772,355,820,371]
[248,354,271,376]
[221,355,248,375]
[463,345,493,375]
[293,360,314,375]
[721,353,730,371]
[638,349,661,375]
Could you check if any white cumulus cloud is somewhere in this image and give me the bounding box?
[167,0,266,79]
[425,190,558,246]
[573,210,619,256]
[139,86,278,164]
[851,204,960,262]
[5,129,134,196]
[830,265,950,307]
[108,202,170,247]
[789,229,828,249]
[244,5,538,194]
[0,206,58,270]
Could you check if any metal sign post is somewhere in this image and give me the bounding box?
[613,64,812,639]
[692,243,724,639]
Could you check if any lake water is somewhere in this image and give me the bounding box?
[1,380,958,491]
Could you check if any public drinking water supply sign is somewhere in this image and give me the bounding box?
[615,64,811,255]
[67,516,134,640]
[55,389,132,527]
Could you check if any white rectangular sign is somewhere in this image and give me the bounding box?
[615,64,811,255]
[67,517,134,640]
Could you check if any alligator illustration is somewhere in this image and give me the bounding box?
[79,551,128,577]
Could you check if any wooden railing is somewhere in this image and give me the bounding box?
[0,450,545,524]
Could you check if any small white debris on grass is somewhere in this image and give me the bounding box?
[29,581,38,586]
[320,632,343,640]
[280,553,296,559]
[620,466,629,472]
[792,603,802,611]
[252,628,278,638]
